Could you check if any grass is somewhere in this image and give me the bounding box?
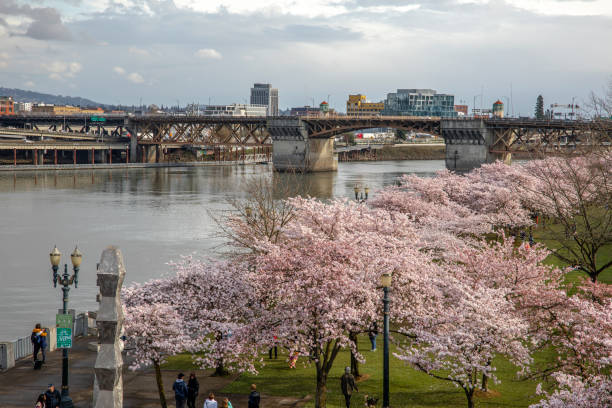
[531,223,612,284]
[161,222,610,407]
[165,337,555,408]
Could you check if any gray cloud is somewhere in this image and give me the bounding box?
[0,0,609,114]
[265,24,361,43]
[0,0,72,41]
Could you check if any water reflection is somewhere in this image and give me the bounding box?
[0,160,444,339]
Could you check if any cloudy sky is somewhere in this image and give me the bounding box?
[0,0,610,114]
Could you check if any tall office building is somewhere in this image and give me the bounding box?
[250,83,279,116]
[383,89,456,117]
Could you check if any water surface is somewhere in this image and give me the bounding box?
[0,160,444,340]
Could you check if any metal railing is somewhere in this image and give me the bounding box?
[0,311,95,371]
[14,335,33,361]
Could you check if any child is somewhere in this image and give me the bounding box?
[288,351,299,369]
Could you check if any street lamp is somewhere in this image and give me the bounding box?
[353,185,370,202]
[380,272,392,408]
[49,246,82,408]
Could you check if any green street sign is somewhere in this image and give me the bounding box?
[91,116,106,122]
[56,314,73,328]
[57,327,72,348]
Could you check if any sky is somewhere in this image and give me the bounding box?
[0,0,610,115]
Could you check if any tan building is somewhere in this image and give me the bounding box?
[346,94,384,116]
[32,105,90,115]
[81,107,104,115]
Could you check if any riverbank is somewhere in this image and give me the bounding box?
[338,143,446,162]
[0,159,271,172]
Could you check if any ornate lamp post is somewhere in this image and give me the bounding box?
[380,272,392,408]
[353,185,370,202]
[49,246,82,408]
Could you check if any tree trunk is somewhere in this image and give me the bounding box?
[153,360,168,408]
[481,373,489,392]
[315,367,328,408]
[214,358,229,376]
[349,332,361,378]
[463,388,475,408]
[481,360,490,391]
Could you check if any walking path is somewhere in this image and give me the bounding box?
[0,337,310,408]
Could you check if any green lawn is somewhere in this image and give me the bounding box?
[161,223,610,407]
[532,225,612,284]
[166,336,554,408]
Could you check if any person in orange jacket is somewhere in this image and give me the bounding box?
[31,323,48,363]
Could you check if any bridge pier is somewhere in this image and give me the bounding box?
[268,118,337,172]
[442,119,510,172]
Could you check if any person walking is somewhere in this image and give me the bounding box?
[187,373,199,408]
[172,373,189,408]
[220,397,233,408]
[340,366,358,408]
[44,384,61,408]
[35,393,46,408]
[203,392,217,408]
[248,384,260,408]
[368,322,378,352]
[31,324,48,364]
[269,335,278,359]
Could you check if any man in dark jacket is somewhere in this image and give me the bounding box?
[187,373,199,408]
[44,384,61,408]
[340,366,358,408]
[31,323,48,363]
[172,373,188,408]
[248,383,260,408]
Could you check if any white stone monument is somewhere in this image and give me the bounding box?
[93,247,126,408]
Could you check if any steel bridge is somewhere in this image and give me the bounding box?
[0,114,609,171]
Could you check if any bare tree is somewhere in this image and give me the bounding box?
[210,172,308,256]
[525,153,612,282]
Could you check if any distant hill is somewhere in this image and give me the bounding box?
[0,87,108,108]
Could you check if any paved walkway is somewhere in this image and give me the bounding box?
[0,337,309,408]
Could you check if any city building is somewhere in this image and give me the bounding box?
[0,96,15,115]
[492,100,504,118]
[383,89,456,117]
[346,94,385,116]
[319,101,329,114]
[290,106,320,116]
[32,104,82,115]
[472,108,492,119]
[15,102,32,112]
[81,107,105,115]
[203,104,267,117]
[454,105,468,116]
[250,83,279,116]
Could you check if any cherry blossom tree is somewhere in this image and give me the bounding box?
[393,241,534,408]
[123,258,261,376]
[519,153,612,281]
[531,374,612,408]
[123,303,191,408]
[243,197,434,408]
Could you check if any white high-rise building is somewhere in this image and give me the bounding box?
[203,104,267,117]
[250,83,278,116]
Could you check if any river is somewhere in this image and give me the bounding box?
[0,160,444,340]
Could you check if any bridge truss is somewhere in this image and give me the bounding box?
[300,116,441,138]
[128,116,271,146]
[485,119,612,155]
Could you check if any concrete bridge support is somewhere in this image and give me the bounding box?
[442,119,510,172]
[268,118,337,172]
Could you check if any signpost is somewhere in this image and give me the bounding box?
[57,328,73,349]
[56,314,73,349]
[91,116,106,123]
